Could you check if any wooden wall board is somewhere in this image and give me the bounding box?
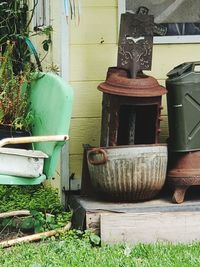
[148,44,200,80]
[69,116,168,155]
[69,118,101,154]
[70,80,168,118]
[70,81,102,118]
[81,0,117,7]
[70,7,118,45]
[70,80,167,117]
[69,116,168,177]
[70,44,118,82]
[69,154,83,179]
[70,44,200,82]
[160,115,169,143]
[101,211,200,244]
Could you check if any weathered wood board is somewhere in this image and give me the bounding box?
[101,212,200,244]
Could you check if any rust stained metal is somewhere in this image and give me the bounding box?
[167,151,200,203]
[98,67,166,97]
[98,68,166,147]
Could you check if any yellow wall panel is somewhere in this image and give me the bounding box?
[71,81,102,117]
[71,80,168,118]
[81,0,117,7]
[70,44,117,81]
[70,7,118,45]
[70,43,200,82]
[160,116,169,143]
[69,154,83,179]
[69,118,101,154]
[147,44,200,79]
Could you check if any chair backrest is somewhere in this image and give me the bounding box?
[30,72,73,178]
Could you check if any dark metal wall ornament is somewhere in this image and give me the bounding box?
[117,13,154,78]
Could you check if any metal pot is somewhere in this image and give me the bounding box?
[87,144,168,201]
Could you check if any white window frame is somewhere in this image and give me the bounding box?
[118,0,200,44]
[33,0,50,29]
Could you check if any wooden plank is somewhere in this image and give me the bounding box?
[146,44,200,80]
[81,0,117,7]
[69,118,101,154]
[160,115,168,143]
[70,7,117,45]
[68,195,86,230]
[70,80,167,118]
[69,154,83,179]
[71,195,200,213]
[86,212,103,235]
[71,81,102,117]
[101,212,200,244]
[70,44,118,81]
[69,116,168,172]
[70,43,200,81]
[69,116,168,154]
[161,93,167,116]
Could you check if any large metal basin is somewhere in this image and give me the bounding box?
[87,144,168,201]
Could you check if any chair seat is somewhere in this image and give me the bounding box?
[0,174,47,185]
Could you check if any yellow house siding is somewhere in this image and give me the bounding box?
[69,1,200,179]
[69,1,118,179]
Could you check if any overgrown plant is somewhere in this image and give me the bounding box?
[0,0,53,131]
[0,42,35,131]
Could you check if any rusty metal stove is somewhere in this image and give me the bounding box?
[98,67,166,147]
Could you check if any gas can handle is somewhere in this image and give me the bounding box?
[167,62,193,78]
[192,61,200,72]
[87,148,108,165]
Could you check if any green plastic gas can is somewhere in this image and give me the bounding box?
[166,61,200,152]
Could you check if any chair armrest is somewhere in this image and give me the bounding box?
[0,135,69,147]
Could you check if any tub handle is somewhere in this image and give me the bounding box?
[87,148,108,165]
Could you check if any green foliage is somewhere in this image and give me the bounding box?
[0,211,72,233]
[0,184,63,213]
[0,184,72,235]
[0,0,53,73]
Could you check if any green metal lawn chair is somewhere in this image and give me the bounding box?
[0,72,73,185]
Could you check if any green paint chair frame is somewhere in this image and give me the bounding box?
[0,72,73,185]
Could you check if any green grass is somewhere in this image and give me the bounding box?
[0,231,200,267]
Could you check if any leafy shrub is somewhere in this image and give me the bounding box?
[0,184,63,213]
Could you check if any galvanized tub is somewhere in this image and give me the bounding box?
[87,144,168,201]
